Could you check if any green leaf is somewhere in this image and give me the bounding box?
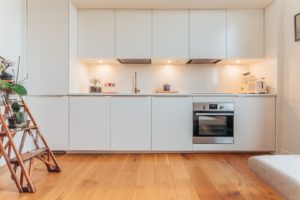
[0,80,10,88]
[11,84,27,96]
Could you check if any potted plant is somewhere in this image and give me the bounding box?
[90,78,102,93]
[0,56,28,128]
[0,80,28,128]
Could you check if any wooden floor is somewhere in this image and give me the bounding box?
[0,154,284,200]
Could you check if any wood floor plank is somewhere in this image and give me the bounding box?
[182,154,224,200]
[225,154,284,200]
[153,154,178,200]
[212,154,270,200]
[194,154,246,200]
[109,154,141,200]
[133,154,156,200]
[0,153,284,200]
[168,154,200,200]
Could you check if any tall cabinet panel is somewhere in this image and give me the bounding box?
[27,0,69,95]
[111,97,151,151]
[115,10,152,58]
[27,96,69,151]
[78,9,115,59]
[69,96,110,150]
[152,10,189,59]
[227,9,264,59]
[190,10,226,59]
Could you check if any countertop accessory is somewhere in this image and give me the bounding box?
[163,83,170,92]
[90,78,101,93]
[155,89,178,94]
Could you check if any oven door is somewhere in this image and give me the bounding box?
[193,112,234,144]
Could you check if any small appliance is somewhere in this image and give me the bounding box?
[247,78,267,94]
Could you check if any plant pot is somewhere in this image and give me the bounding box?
[89,86,97,93]
[14,112,27,125]
[96,87,102,93]
[8,117,16,129]
[0,71,13,81]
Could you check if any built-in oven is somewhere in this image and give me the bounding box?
[193,103,234,144]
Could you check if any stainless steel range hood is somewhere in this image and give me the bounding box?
[186,59,221,64]
[117,59,151,64]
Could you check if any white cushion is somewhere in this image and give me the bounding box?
[248,155,300,200]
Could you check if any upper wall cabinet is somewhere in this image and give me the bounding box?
[190,10,226,59]
[78,9,115,59]
[227,10,264,59]
[115,10,152,58]
[152,10,189,59]
[27,0,69,95]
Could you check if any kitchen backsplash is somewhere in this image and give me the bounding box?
[70,62,249,94]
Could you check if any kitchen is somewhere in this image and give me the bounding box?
[31,1,275,153]
[1,0,299,199]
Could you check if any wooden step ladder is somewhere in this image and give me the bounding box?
[0,95,61,193]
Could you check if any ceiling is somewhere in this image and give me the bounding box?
[71,0,275,9]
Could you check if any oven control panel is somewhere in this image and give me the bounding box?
[193,102,234,111]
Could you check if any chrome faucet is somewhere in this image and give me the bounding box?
[134,72,140,94]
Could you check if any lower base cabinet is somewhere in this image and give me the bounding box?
[111,97,151,151]
[234,96,276,151]
[27,96,69,151]
[152,97,193,151]
[69,96,110,150]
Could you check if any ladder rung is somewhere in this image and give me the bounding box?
[9,126,37,133]
[10,147,48,164]
[0,131,16,137]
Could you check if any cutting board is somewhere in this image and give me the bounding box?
[155,89,179,93]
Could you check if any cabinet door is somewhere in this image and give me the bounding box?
[152,10,189,59]
[227,10,264,59]
[152,97,193,151]
[78,9,114,59]
[115,10,152,58]
[69,96,110,150]
[234,97,276,151]
[26,0,69,95]
[27,96,69,151]
[111,97,151,151]
[190,10,226,59]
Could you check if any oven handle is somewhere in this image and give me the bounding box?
[195,113,234,116]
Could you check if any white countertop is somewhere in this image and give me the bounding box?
[68,92,276,97]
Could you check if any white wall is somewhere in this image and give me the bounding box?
[278,0,300,154]
[249,1,281,94]
[83,63,249,93]
[0,0,26,165]
[0,0,26,80]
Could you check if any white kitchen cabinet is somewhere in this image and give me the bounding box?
[115,10,152,58]
[227,10,264,59]
[152,10,189,59]
[152,97,193,151]
[78,9,114,59]
[26,0,69,95]
[26,96,69,151]
[234,97,276,151]
[190,10,226,59]
[69,96,110,151]
[111,97,151,150]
